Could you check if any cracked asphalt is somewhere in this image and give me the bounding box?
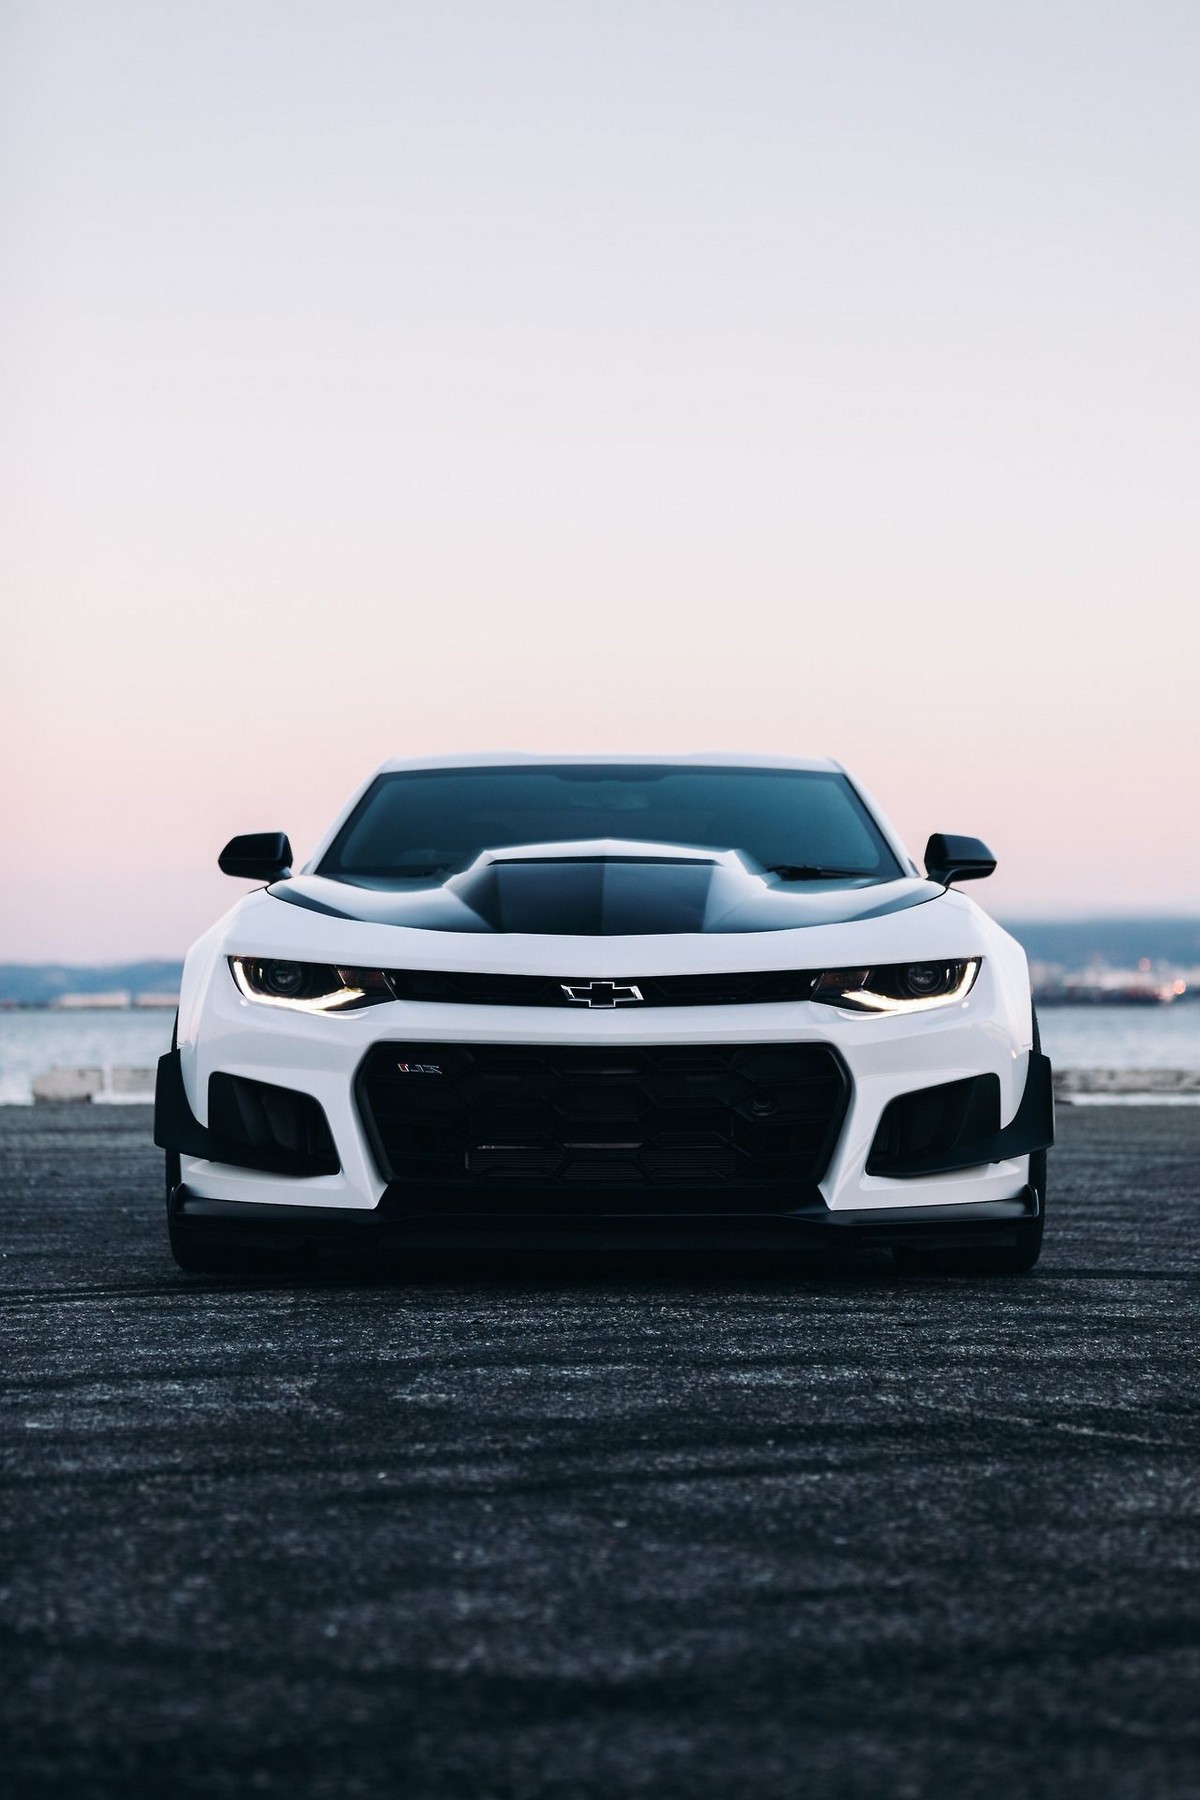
[1,1102,1199,1799]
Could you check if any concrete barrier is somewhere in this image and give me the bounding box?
[108,1066,157,1097]
[32,1067,104,1103]
[1055,1067,1200,1096]
[31,1066,157,1104]
[24,1061,1200,1107]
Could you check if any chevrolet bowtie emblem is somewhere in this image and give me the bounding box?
[561,980,644,1008]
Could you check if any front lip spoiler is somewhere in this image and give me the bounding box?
[169,1184,1039,1256]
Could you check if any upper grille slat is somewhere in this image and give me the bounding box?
[383,969,818,1008]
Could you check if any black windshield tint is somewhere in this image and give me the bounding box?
[318,766,903,882]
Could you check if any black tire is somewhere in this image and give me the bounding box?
[167,1211,268,1276]
[164,1011,183,1214]
[163,1011,260,1275]
[895,1011,1048,1276]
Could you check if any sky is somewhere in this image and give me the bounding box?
[2,0,1198,960]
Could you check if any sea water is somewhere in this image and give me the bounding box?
[0,1010,176,1104]
[2,1002,1200,1105]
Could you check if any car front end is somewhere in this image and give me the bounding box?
[157,756,1052,1271]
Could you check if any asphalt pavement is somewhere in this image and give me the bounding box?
[2,1102,1199,1799]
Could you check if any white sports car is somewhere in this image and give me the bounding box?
[156,755,1053,1274]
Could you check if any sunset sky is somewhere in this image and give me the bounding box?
[3,1,1198,961]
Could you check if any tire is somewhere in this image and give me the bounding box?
[163,1011,260,1275]
[164,1011,183,1214]
[167,1211,268,1276]
[895,1010,1048,1277]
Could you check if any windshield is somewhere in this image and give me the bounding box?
[318,765,904,882]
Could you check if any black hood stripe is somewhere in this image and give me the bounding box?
[268,844,940,935]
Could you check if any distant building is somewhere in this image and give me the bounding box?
[51,992,132,1010]
[133,992,180,1009]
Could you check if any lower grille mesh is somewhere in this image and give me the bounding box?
[357,1042,848,1202]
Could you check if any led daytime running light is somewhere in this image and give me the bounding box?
[811,959,981,1014]
[229,958,392,1013]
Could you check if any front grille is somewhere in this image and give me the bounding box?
[357,1042,848,1208]
[383,969,818,1006]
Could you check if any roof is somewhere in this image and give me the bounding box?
[375,752,845,775]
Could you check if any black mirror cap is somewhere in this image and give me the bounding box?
[924,833,997,885]
[218,831,293,882]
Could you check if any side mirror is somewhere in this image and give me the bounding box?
[924,833,996,885]
[218,831,293,882]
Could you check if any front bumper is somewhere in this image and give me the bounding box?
[157,951,1053,1241]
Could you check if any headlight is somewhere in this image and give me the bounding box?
[229,957,393,1013]
[811,959,980,1014]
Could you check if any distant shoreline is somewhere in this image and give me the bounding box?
[0,1002,178,1013]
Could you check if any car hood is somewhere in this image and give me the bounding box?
[269,840,941,936]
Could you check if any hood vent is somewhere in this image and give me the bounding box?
[271,839,939,935]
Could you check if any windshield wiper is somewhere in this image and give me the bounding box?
[768,864,874,881]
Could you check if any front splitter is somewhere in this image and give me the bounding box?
[169,1184,1038,1256]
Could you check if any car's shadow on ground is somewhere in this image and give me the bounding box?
[168,1243,1005,1292]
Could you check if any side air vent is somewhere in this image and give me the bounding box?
[866,1074,1001,1178]
[207,1073,340,1177]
